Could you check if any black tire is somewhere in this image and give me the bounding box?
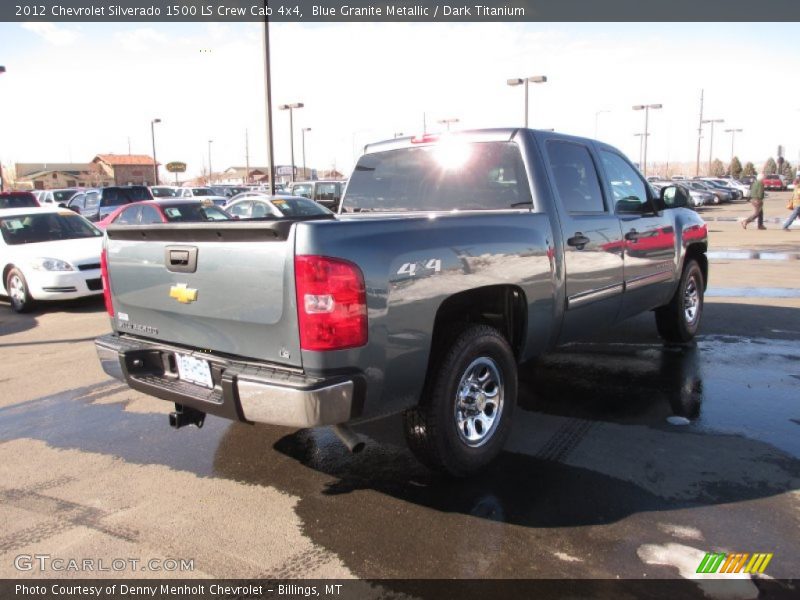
[404,324,517,477]
[6,268,35,313]
[655,260,704,344]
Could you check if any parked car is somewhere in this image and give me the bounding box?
[174,187,228,207]
[705,178,750,199]
[224,195,333,219]
[67,186,154,222]
[0,192,40,209]
[699,178,743,201]
[38,188,81,206]
[651,181,709,208]
[684,180,731,204]
[0,207,104,312]
[96,128,708,476]
[288,180,347,211]
[740,175,756,186]
[763,174,785,191]
[210,185,250,199]
[96,199,232,229]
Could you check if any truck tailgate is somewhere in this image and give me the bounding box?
[105,221,305,367]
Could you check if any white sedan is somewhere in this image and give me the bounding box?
[0,207,104,312]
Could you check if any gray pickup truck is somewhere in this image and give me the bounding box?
[95,129,708,476]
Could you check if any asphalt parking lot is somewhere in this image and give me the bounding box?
[0,193,798,594]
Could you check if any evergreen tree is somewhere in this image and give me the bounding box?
[780,161,793,178]
[763,157,777,175]
[711,159,726,177]
[729,156,742,179]
[742,162,756,177]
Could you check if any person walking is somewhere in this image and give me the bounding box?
[742,173,766,230]
[783,178,800,231]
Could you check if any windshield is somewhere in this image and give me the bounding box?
[342,141,532,212]
[0,193,38,209]
[125,187,154,201]
[151,187,178,197]
[0,212,102,245]
[161,204,231,222]
[53,190,78,203]
[191,188,214,196]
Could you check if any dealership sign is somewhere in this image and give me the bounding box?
[166,162,187,173]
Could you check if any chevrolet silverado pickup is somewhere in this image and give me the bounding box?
[95,129,708,476]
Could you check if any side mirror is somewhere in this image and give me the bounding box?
[660,185,689,209]
[68,205,81,214]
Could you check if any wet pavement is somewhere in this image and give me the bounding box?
[0,317,798,586]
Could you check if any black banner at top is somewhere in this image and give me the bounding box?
[2,0,800,22]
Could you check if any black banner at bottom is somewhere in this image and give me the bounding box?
[3,579,799,600]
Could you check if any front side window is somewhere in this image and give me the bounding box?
[342,141,532,212]
[546,141,605,213]
[600,150,651,213]
[84,192,100,209]
[292,184,313,199]
[115,206,140,225]
[227,201,251,217]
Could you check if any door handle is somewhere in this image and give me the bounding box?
[625,230,641,242]
[567,233,590,249]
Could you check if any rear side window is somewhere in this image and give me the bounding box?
[342,141,532,212]
[116,206,141,225]
[546,141,605,213]
[85,192,100,210]
[0,193,38,208]
[102,188,127,207]
[315,183,339,202]
[292,184,313,198]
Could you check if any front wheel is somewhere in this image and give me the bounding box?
[404,324,517,477]
[7,268,35,313]
[655,260,704,344]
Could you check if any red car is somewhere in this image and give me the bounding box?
[96,199,232,229]
[762,175,785,191]
[0,191,40,209]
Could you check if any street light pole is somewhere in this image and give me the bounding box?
[0,65,6,193]
[301,127,311,181]
[207,139,213,184]
[507,75,547,128]
[437,118,459,131]
[279,102,304,183]
[703,118,724,176]
[150,118,161,185]
[724,128,742,172]
[594,109,610,138]
[632,103,662,177]
[634,133,650,168]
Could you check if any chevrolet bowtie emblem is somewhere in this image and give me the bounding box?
[169,283,198,304]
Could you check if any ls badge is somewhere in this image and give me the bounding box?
[170,283,198,304]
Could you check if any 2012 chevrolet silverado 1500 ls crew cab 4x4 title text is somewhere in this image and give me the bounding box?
[95,129,708,476]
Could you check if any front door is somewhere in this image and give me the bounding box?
[543,138,625,342]
[597,149,677,319]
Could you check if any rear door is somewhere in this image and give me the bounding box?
[542,138,624,341]
[597,149,677,319]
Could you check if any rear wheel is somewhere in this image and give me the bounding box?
[655,260,704,344]
[404,324,517,477]
[7,268,35,313]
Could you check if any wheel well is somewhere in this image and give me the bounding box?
[430,285,527,361]
[684,244,708,289]
[1,264,13,292]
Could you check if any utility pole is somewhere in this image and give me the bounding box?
[262,18,276,195]
[703,118,724,176]
[695,89,704,177]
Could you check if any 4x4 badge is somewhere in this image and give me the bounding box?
[169,283,198,304]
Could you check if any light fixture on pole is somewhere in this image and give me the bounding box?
[507,75,547,128]
[594,110,610,138]
[724,127,742,172]
[702,118,724,175]
[279,102,304,183]
[437,118,459,131]
[207,139,213,184]
[150,118,161,185]
[301,127,311,181]
[632,103,662,177]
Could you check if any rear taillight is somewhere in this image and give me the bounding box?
[295,255,367,351]
[100,248,114,317]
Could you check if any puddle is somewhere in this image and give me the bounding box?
[708,251,800,261]
[706,287,800,298]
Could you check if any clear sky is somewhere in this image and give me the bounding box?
[1,21,798,179]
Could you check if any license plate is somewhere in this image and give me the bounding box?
[175,353,213,389]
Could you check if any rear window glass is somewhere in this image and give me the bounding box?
[269,197,331,217]
[0,212,102,245]
[0,194,38,208]
[342,141,532,213]
[162,204,231,222]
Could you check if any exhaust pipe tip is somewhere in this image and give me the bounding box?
[332,425,365,454]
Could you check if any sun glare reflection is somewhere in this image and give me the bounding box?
[431,139,472,170]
